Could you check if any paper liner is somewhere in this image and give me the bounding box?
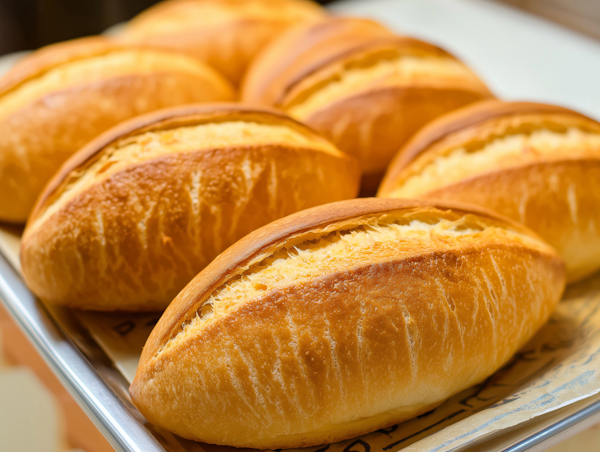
[2,224,600,451]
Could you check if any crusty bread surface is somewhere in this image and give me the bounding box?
[120,0,326,85]
[130,198,565,449]
[379,100,600,282]
[20,104,360,311]
[242,19,493,189]
[242,16,394,106]
[0,37,234,223]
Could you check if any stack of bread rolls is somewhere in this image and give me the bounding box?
[21,104,359,311]
[0,0,594,448]
[0,37,234,222]
[242,16,493,192]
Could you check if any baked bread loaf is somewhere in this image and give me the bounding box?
[241,18,493,192]
[378,100,600,282]
[20,104,360,311]
[0,36,234,223]
[119,0,326,86]
[242,16,394,106]
[130,198,564,449]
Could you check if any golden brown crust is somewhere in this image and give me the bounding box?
[241,16,394,105]
[119,0,326,85]
[30,103,328,222]
[241,19,493,184]
[0,36,113,96]
[21,104,360,311]
[379,99,595,190]
[0,39,235,223]
[299,85,490,183]
[139,198,543,364]
[378,100,600,282]
[131,198,564,448]
[408,160,600,283]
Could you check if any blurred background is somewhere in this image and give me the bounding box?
[0,0,599,451]
[0,0,338,56]
[0,0,598,57]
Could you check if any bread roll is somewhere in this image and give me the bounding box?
[241,18,493,192]
[379,100,600,282]
[119,0,326,86]
[242,16,394,106]
[130,198,564,449]
[21,104,359,311]
[0,37,234,223]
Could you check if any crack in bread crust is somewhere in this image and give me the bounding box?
[28,120,341,233]
[130,199,565,449]
[0,49,225,120]
[388,119,600,198]
[389,128,600,198]
[157,208,551,360]
[284,46,489,118]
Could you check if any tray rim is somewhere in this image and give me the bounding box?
[2,0,600,449]
[3,244,600,452]
[0,252,167,452]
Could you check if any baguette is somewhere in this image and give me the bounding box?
[242,18,493,191]
[131,198,564,449]
[0,37,234,223]
[242,16,394,106]
[119,0,326,86]
[21,104,360,311]
[379,100,600,282]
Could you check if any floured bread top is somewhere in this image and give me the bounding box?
[282,45,490,119]
[28,115,342,233]
[382,113,600,198]
[156,205,551,359]
[0,48,230,121]
[124,0,324,36]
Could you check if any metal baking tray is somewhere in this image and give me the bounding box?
[2,0,600,451]
[5,249,600,452]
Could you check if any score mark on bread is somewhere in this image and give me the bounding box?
[131,198,565,449]
[379,100,600,282]
[0,37,235,223]
[242,18,493,190]
[20,104,360,312]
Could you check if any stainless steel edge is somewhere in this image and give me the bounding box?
[502,398,600,452]
[0,253,166,452]
[5,244,600,452]
[455,391,600,452]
